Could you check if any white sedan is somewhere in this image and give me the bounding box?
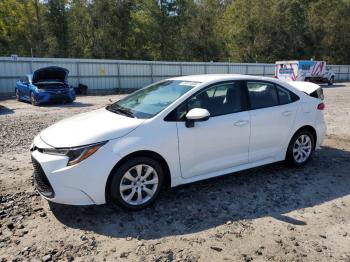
[30,75,326,210]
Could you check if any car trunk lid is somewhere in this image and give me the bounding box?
[288,81,324,100]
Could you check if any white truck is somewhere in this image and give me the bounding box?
[275,60,335,85]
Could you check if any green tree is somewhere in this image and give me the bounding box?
[68,0,93,58]
[24,0,47,57]
[308,0,350,64]
[129,0,182,60]
[45,0,69,57]
[89,0,135,59]
[179,0,227,61]
[219,0,273,62]
[219,0,309,62]
[0,0,349,64]
[0,0,28,56]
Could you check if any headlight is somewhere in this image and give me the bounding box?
[41,141,107,166]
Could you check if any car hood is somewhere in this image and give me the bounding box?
[32,66,69,84]
[39,108,145,148]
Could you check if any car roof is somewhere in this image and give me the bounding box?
[169,74,306,98]
[169,74,275,83]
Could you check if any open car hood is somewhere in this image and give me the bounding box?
[32,66,69,84]
[288,81,320,95]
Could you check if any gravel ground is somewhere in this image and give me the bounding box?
[0,83,350,262]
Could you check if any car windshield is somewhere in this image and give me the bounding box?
[107,80,200,119]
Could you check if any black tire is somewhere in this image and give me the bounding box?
[15,89,20,101]
[110,157,164,211]
[30,92,37,106]
[328,76,334,86]
[285,129,315,167]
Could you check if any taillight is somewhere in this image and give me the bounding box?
[317,102,325,110]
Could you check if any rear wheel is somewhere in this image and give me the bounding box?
[15,89,20,101]
[328,76,334,86]
[286,130,315,167]
[110,157,164,210]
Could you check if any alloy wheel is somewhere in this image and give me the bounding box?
[119,164,159,206]
[293,134,312,163]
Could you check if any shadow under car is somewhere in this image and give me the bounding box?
[49,146,350,240]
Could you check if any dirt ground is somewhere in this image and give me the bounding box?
[1,83,350,262]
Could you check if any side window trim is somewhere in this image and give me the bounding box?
[274,83,281,105]
[164,80,247,122]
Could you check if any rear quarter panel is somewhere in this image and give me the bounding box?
[281,95,324,157]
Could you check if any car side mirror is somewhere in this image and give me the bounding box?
[185,108,210,128]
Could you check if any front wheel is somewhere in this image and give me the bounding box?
[30,92,38,106]
[286,130,315,167]
[328,76,334,86]
[110,157,164,210]
[15,89,20,101]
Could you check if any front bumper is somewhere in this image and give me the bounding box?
[31,136,120,205]
[35,90,76,104]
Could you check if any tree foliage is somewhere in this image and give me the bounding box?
[0,0,349,64]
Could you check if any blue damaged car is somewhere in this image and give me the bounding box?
[15,66,76,106]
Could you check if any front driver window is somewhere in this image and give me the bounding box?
[187,81,245,117]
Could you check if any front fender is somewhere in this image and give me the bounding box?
[29,84,39,94]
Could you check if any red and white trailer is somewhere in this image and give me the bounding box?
[275,60,334,85]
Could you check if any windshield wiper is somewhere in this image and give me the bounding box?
[107,105,135,118]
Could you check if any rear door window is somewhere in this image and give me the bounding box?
[309,88,324,100]
[247,82,278,110]
[276,85,300,104]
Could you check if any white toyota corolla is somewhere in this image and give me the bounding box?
[31,75,326,210]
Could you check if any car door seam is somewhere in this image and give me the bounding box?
[175,122,184,178]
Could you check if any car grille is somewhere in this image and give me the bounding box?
[49,95,66,102]
[32,156,55,198]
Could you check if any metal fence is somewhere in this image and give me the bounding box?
[1,57,349,96]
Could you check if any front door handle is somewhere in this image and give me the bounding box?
[282,110,292,116]
[234,120,249,127]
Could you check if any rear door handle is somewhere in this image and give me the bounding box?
[234,120,249,127]
[282,110,292,116]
